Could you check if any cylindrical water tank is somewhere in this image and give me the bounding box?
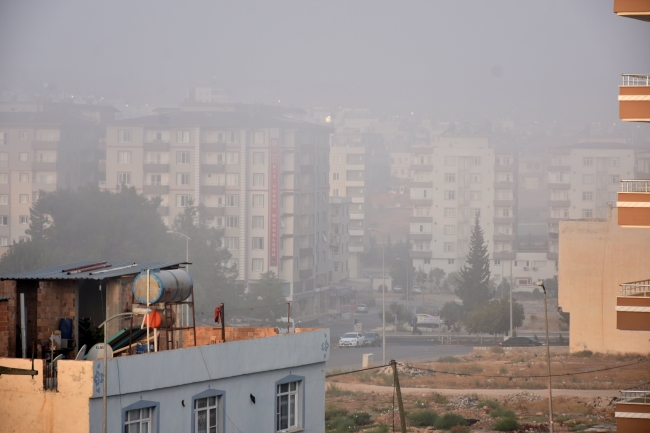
[132,269,193,304]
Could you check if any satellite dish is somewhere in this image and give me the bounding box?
[75,344,87,360]
[86,343,113,360]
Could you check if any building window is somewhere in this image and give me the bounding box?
[117,151,132,164]
[471,157,481,166]
[19,152,28,162]
[118,130,132,142]
[252,237,264,250]
[150,174,162,186]
[444,225,455,235]
[228,132,237,143]
[0,195,7,205]
[494,260,501,265]
[226,216,238,228]
[582,191,593,201]
[470,190,481,201]
[444,173,456,183]
[19,194,29,204]
[515,277,532,286]
[582,174,594,184]
[226,195,239,207]
[19,215,28,224]
[470,174,482,183]
[19,173,29,182]
[254,131,265,144]
[252,173,265,186]
[0,237,7,247]
[424,258,431,264]
[19,131,27,141]
[0,174,7,183]
[447,259,454,265]
[252,258,264,272]
[117,172,131,185]
[252,216,264,229]
[583,157,593,167]
[0,153,8,167]
[226,152,239,164]
[252,194,264,207]
[444,242,455,252]
[191,389,224,433]
[177,173,190,186]
[224,237,239,250]
[177,151,190,164]
[609,158,620,167]
[609,175,620,184]
[176,194,192,207]
[177,130,190,143]
[332,173,340,181]
[444,156,456,166]
[0,216,6,225]
[124,407,152,433]
[444,208,456,218]
[444,190,456,200]
[582,209,593,218]
[253,152,265,165]
[276,376,304,433]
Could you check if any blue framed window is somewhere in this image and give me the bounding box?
[275,374,305,432]
[191,388,225,433]
[122,400,160,433]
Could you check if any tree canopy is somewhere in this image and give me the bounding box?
[456,214,492,311]
[241,270,287,321]
[464,299,524,341]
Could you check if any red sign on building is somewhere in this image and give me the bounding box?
[269,129,280,268]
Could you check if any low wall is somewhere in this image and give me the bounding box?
[473,346,570,355]
[0,358,94,433]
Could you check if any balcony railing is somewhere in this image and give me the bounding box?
[621,74,650,87]
[620,179,650,193]
[619,382,650,404]
[620,279,650,297]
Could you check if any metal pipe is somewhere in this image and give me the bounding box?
[20,293,26,358]
[146,269,150,353]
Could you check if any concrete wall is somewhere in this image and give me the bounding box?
[0,358,94,433]
[558,207,650,354]
[89,328,329,433]
[0,280,17,357]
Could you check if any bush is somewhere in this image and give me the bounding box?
[325,404,349,421]
[352,411,373,426]
[433,393,449,405]
[490,407,517,419]
[490,346,505,354]
[573,350,593,358]
[494,417,520,431]
[477,399,501,410]
[326,415,355,432]
[368,424,389,433]
[408,410,439,427]
[326,383,353,397]
[434,413,467,430]
[437,356,463,363]
[499,366,508,374]
[449,426,471,433]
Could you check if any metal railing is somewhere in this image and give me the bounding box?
[622,74,650,86]
[620,382,650,404]
[620,279,650,297]
[620,179,650,193]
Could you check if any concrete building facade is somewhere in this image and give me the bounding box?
[329,197,350,284]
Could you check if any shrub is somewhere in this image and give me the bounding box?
[326,415,355,432]
[352,411,373,426]
[573,350,593,358]
[490,346,505,354]
[433,393,449,405]
[449,426,471,433]
[434,413,467,430]
[477,399,501,410]
[494,417,520,431]
[490,407,517,419]
[368,424,389,433]
[413,399,428,408]
[408,410,439,427]
[325,404,349,421]
[499,366,508,374]
[437,356,462,363]
[327,383,353,397]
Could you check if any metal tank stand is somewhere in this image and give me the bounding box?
[162,284,197,351]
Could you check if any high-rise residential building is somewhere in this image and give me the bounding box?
[102,110,332,309]
[409,135,518,282]
[329,197,350,284]
[389,152,411,180]
[0,111,104,253]
[329,144,367,278]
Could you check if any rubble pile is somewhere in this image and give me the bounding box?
[501,392,543,403]
[447,395,479,409]
[590,396,617,408]
[375,362,431,377]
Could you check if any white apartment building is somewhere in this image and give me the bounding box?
[547,143,636,263]
[0,111,103,254]
[329,197,351,283]
[389,152,411,180]
[329,145,367,278]
[409,136,517,279]
[103,110,332,309]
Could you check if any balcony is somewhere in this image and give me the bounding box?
[548,200,570,207]
[493,200,514,207]
[410,216,431,223]
[547,252,558,260]
[201,142,226,152]
[614,0,650,21]
[548,182,571,190]
[493,234,514,242]
[616,382,650,433]
[299,269,313,280]
[410,233,432,241]
[409,181,433,188]
[410,250,432,259]
[144,141,170,151]
[144,163,169,173]
[618,180,650,226]
[494,165,514,172]
[201,164,225,174]
[300,247,313,257]
[411,164,433,172]
[547,165,571,172]
[329,233,340,245]
[32,141,59,150]
[493,217,515,224]
[411,198,433,206]
[143,184,169,195]
[619,74,650,122]
[204,206,225,217]
[300,164,314,174]
[494,181,515,189]
[32,161,57,171]
[616,279,650,331]
[201,185,225,195]
[493,252,515,260]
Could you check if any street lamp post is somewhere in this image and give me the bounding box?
[369,228,386,365]
[536,281,554,433]
[99,308,151,433]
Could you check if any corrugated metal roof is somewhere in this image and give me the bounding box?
[0,260,188,281]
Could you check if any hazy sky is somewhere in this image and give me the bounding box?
[1,1,649,122]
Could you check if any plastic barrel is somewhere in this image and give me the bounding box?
[59,318,73,339]
[132,269,193,304]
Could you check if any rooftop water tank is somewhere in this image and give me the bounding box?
[132,269,193,304]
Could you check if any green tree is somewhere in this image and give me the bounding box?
[543,278,558,298]
[456,215,492,311]
[377,302,412,326]
[440,301,463,331]
[496,278,511,299]
[430,268,446,287]
[465,299,524,342]
[243,271,287,321]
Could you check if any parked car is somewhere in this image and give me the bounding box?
[499,337,544,347]
[393,285,403,293]
[338,332,365,348]
[363,332,381,347]
[356,304,368,313]
[411,286,422,294]
[377,284,388,292]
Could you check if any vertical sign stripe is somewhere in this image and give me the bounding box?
[269,129,280,268]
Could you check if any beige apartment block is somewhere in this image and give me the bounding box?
[558,206,650,354]
[329,145,367,278]
[329,197,351,284]
[103,111,332,306]
[0,112,103,254]
[409,135,517,278]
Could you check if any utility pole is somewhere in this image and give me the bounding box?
[509,254,513,338]
[370,228,386,365]
[537,281,554,433]
[390,360,407,433]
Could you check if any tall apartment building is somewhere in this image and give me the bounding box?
[329,197,350,284]
[546,143,636,263]
[389,152,411,180]
[0,111,103,253]
[329,145,367,278]
[102,110,332,309]
[409,136,517,281]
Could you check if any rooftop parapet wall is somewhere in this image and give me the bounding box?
[0,358,94,433]
[180,325,321,347]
